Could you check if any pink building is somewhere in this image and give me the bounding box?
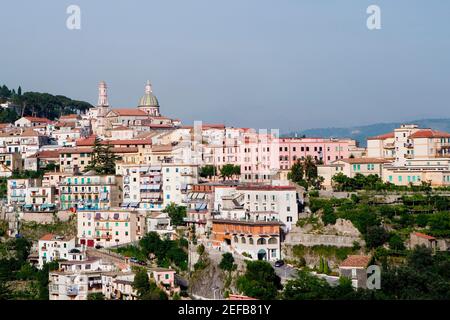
[278,137,359,169]
[202,127,280,182]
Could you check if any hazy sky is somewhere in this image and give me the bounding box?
[1,0,449,132]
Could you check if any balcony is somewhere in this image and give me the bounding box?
[95,227,112,231]
[49,285,59,294]
[183,217,207,224]
[404,154,414,159]
[66,286,79,296]
[383,142,395,149]
[30,193,47,198]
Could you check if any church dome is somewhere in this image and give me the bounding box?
[139,80,159,107]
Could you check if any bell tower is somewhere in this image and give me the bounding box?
[98,81,109,107]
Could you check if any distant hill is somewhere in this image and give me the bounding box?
[284,119,450,147]
[0,84,93,121]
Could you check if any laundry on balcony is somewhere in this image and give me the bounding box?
[113,213,120,220]
[95,213,102,220]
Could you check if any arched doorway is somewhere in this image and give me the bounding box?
[257,249,267,261]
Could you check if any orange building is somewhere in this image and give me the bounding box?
[211,219,282,261]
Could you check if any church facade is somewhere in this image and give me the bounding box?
[87,80,179,138]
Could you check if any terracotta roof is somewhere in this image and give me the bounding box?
[40,233,55,241]
[339,157,391,164]
[58,147,94,154]
[149,267,176,273]
[202,124,226,129]
[76,135,97,146]
[32,150,60,158]
[20,128,41,137]
[151,144,172,152]
[367,132,395,140]
[212,218,283,227]
[59,114,80,120]
[22,116,51,123]
[54,121,76,128]
[111,126,132,131]
[340,255,371,268]
[58,146,138,154]
[103,139,152,146]
[236,185,296,191]
[409,129,450,139]
[413,232,436,240]
[228,294,258,300]
[144,124,174,128]
[109,108,148,116]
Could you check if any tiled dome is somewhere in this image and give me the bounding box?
[139,80,159,107]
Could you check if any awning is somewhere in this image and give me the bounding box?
[121,203,130,208]
[129,202,140,208]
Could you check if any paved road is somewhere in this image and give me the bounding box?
[270,262,298,282]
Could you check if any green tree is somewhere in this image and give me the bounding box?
[388,233,405,251]
[236,260,281,299]
[163,203,187,226]
[84,137,119,174]
[88,292,105,300]
[199,165,216,179]
[365,226,389,249]
[288,156,321,189]
[140,282,168,300]
[0,109,19,123]
[219,253,236,272]
[283,270,332,300]
[220,164,239,181]
[133,269,151,297]
[0,282,12,300]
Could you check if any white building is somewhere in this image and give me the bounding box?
[38,234,76,268]
[77,210,146,248]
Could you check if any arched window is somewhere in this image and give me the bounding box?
[241,237,246,244]
[268,237,277,245]
[249,238,254,245]
[233,236,238,243]
[257,238,266,245]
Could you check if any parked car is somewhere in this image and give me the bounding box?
[95,244,103,249]
[274,260,285,267]
[129,257,139,263]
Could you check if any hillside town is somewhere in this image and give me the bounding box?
[1,81,450,300]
